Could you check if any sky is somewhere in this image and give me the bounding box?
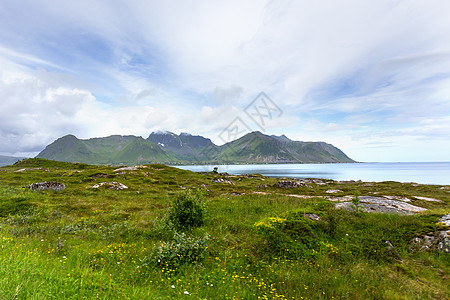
[1,0,450,162]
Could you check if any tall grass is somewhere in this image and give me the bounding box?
[0,160,448,299]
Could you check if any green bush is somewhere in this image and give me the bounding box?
[254,213,322,259]
[142,232,210,270]
[167,189,206,230]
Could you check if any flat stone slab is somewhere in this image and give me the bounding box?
[413,196,442,202]
[114,166,148,172]
[16,168,49,172]
[383,195,411,202]
[334,196,427,215]
[326,189,343,193]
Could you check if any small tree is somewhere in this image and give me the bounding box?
[168,189,206,230]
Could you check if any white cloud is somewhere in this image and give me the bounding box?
[0,0,450,161]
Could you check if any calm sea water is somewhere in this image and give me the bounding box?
[174,162,450,185]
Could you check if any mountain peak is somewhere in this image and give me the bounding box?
[152,130,174,135]
[271,134,292,143]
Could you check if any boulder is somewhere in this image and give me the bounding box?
[29,181,65,192]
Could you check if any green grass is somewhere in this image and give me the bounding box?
[0,159,449,299]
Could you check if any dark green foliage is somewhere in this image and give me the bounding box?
[167,189,206,230]
[352,190,360,207]
[142,232,210,270]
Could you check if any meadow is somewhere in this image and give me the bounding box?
[0,158,448,299]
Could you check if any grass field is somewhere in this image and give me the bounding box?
[0,158,449,299]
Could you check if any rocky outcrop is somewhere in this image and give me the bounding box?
[439,214,450,226]
[334,196,427,215]
[89,173,110,178]
[91,182,128,190]
[29,181,65,192]
[275,180,312,188]
[16,168,49,172]
[413,196,442,202]
[304,213,321,221]
[114,166,148,172]
[326,189,343,193]
[211,178,235,185]
[411,229,450,253]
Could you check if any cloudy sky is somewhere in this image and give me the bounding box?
[1,0,450,162]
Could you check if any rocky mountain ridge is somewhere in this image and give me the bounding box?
[36,131,355,165]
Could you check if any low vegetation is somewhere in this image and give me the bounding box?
[0,158,448,299]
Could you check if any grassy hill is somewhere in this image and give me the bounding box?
[0,158,448,299]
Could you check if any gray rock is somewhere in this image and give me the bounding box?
[439,214,450,226]
[212,178,235,185]
[334,196,427,215]
[113,166,148,172]
[91,182,128,190]
[383,195,411,202]
[29,181,65,192]
[411,230,450,253]
[16,168,49,172]
[413,196,442,202]
[326,189,343,193]
[89,173,110,178]
[304,213,321,221]
[275,180,312,188]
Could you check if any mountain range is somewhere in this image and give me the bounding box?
[36,131,355,165]
[0,155,26,167]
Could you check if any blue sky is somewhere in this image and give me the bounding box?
[1,0,450,162]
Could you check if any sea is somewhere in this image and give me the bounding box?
[174,162,450,185]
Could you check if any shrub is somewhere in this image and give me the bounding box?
[141,232,210,270]
[167,189,206,230]
[254,213,321,259]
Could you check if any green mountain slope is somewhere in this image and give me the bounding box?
[36,135,178,165]
[147,131,219,162]
[112,138,176,164]
[37,135,105,164]
[217,131,355,163]
[36,131,355,165]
